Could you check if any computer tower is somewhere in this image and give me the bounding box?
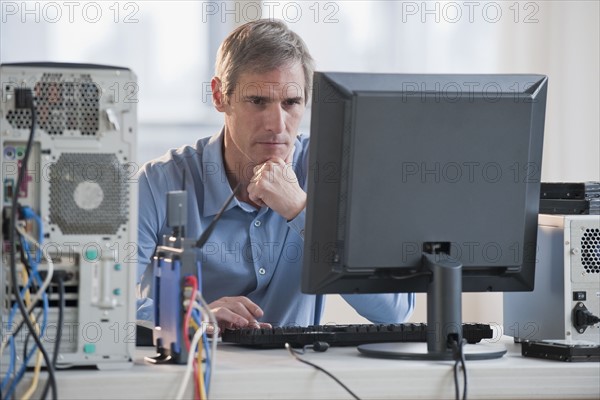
[504,214,600,343]
[1,63,138,369]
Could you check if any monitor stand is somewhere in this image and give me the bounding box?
[358,252,506,360]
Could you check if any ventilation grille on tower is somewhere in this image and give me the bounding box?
[581,228,600,274]
[6,73,100,136]
[49,153,128,235]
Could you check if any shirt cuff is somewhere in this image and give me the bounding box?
[287,208,306,239]
[136,297,155,323]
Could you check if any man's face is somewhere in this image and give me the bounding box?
[214,62,306,172]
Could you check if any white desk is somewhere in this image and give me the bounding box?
[17,337,600,399]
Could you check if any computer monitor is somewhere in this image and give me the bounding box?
[302,72,547,360]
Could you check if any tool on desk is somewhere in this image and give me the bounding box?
[147,183,240,365]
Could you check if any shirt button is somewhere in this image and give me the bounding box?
[258,267,266,275]
[254,220,261,227]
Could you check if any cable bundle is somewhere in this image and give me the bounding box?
[1,94,60,400]
[1,214,54,399]
[175,275,218,400]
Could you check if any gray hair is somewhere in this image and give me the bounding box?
[215,19,314,104]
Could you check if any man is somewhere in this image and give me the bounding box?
[137,19,414,330]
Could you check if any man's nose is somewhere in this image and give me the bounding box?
[264,104,286,134]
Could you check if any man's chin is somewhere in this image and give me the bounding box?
[255,148,290,163]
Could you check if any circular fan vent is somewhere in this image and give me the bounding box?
[49,153,129,235]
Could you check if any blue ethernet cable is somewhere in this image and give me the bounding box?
[4,333,46,398]
[2,268,37,390]
[20,206,43,263]
[1,314,18,392]
[193,308,211,385]
[190,305,212,395]
[1,260,48,394]
[195,264,212,394]
[191,308,202,327]
[4,286,49,398]
[2,236,50,396]
[202,331,211,393]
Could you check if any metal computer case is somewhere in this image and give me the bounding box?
[0,63,138,369]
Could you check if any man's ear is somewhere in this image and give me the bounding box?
[211,77,226,111]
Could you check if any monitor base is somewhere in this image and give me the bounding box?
[357,342,507,361]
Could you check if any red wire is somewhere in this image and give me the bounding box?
[183,275,198,351]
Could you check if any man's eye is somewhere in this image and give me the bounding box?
[284,99,301,106]
[249,97,265,105]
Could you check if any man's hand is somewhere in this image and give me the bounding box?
[247,156,306,221]
[208,296,272,333]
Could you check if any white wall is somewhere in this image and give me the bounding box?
[322,293,504,326]
[5,2,597,174]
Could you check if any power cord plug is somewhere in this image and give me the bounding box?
[573,302,600,334]
[15,87,34,109]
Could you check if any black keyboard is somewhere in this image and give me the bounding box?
[221,323,493,348]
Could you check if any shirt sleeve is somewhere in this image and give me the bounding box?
[341,293,416,324]
[136,164,168,303]
[286,135,310,239]
[287,208,306,239]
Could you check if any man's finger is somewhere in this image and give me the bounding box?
[285,146,295,164]
[233,296,264,318]
[213,307,249,328]
[219,296,265,319]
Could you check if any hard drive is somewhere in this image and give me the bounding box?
[521,340,600,362]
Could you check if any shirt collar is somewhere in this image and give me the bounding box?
[201,128,241,217]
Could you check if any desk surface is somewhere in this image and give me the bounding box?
[18,337,600,400]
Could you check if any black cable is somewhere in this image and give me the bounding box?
[54,279,65,366]
[451,338,468,400]
[453,358,459,400]
[285,343,361,400]
[22,309,45,361]
[41,278,65,399]
[195,182,241,248]
[8,95,57,399]
[460,341,467,400]
[23,326,32,363]
[5,312,31,353]
[389,271,431,280]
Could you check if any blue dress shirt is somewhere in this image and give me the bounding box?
[137,130,414,326]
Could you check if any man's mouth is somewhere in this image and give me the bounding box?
[257,141,286,146]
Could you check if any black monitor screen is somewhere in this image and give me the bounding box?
[301,73,547,359]
[303,72,547,295]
